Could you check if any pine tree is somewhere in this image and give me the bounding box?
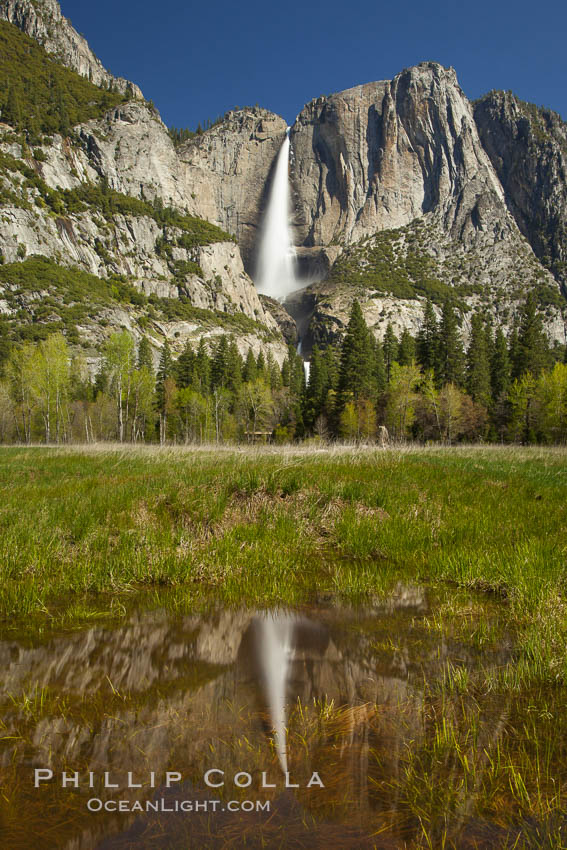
[466,313,491,408]
[137,336,154,373]
[398,329,416,365]
[417,299,439,375]
[304,345,327,428]
[194,338,211,393]
[281,356,291,387]
[155,340,173,414]
[438,299,464,386]
[372,338,387,396]
[508,322,520,371]
[243,348,257,383]
[226,338,243,395]
[289,347,306,398]
[308,346,326,403]
[323,345,340,392]
[175,341,196,389]
[338,300,375,402]
[256,350,267,380]
[211,336,230,390]
[267,351,282,391]
[492,327,511,400]
[484,315,496,366]
[512,292,548,378]
[383,323,398,383]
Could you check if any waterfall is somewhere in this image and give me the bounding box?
[255,131,297,300]
[297,339,310,383]
[255,131,310,387]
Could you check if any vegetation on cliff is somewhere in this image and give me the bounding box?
[328,218,564,313]
[328,223,457,306]
[0,20,129,139]
[0,256,276,346]
[0,143,235,246]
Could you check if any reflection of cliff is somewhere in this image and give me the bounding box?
[0,589,513,849]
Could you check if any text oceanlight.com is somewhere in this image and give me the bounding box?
[87,798,271,813]
[33,768,324,812]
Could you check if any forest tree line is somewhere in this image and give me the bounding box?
[0,292,566,445]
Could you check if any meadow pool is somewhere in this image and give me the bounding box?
[1,585,565,849]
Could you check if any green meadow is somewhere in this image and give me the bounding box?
[0,444,565,681]
[1,443,567,847]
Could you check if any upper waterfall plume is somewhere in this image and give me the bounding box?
[255,132,297,300]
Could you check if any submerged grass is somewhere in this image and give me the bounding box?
[3,674,564,848]
[0,444,566,680]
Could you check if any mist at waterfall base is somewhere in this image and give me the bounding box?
[255,133,298,301]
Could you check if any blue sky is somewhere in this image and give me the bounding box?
[61,0,567,129]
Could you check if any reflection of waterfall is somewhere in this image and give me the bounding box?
[240,611,329,774]
[255,613,294,772]
[255,131,297,300]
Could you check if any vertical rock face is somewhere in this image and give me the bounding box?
[77,101,187,207]
[474,91,567,292]
[77,105,289,280]
[289,62,509,249]
[0,0,143,97]
[177,108,288,274]
[284,63,565,345]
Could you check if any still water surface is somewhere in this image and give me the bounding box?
[0,586,564,848]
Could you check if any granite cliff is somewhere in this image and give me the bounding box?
[282,63,565,348]
[1,0,566,361]
[0,4,286,365]
[474,90,567,291]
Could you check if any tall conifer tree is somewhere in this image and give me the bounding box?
[211,336,230,389]
[227,338,243,394]
[243,348,257,383]
[338,300,375,401]
[383,323,398,383]
[194,338,211,393]
[466,313,491,407]
[512,292,548,378]
[155,340,173,414]
[175,341,195,388]
[398,329,416,365]
[372,338,387,396]
[137,336,154,373]
[438,299,464,386]
[491,327,511,400]
[417,300,439,376]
